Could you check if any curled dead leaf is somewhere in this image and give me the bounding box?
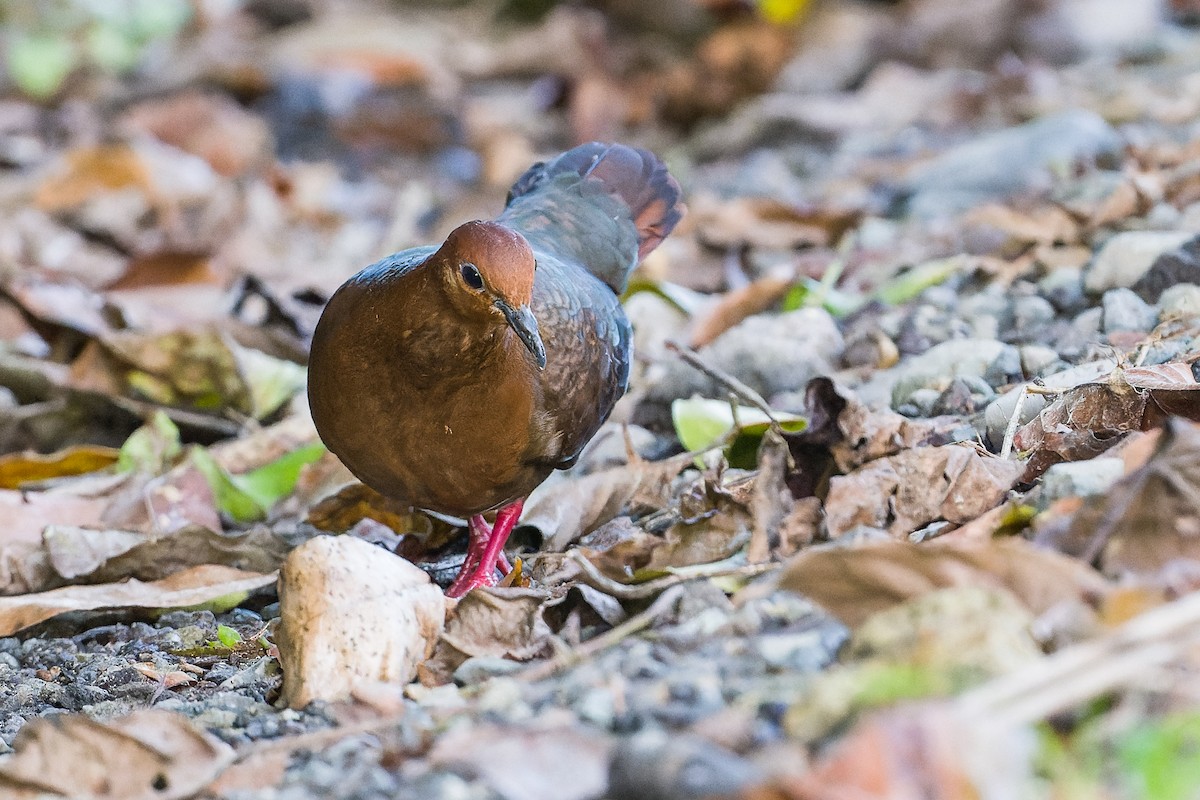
[823,444,1024,539]
[422,586,554,685]
[0,564,275,636]
[776,537,1109,628]
[0,709,234,800]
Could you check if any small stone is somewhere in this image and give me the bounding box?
[906,110,1122,218]
[1041,459,1124,505]
[931,376,994,416]
[1009,295,1057,340]
[891,338,1018,408]
[1019,345,1063,377]
[1085,231,1193,293]
[646,308,844,406]
[1040,267,1087,314]
[453,656,523,685]
[1159,284,1200,321]
[608,729,765,800]
[1101,288,1157,334]
[754,631,832,672]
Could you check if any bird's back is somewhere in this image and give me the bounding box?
[501,143,684,469]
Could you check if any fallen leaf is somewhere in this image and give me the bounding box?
[777,705,1029,800]
[672,397,807,467]
[0,709,235,800]
[0,564,275,636]
[44,524,290,584]
[1055,418,1200,578]
[422,587,554,685]
[69,328,304,421]
[119,90,273,178]
[522,454,691,552]
[1015,364,1200,479]
[427,722,611,800]
[276,535,445,707]
[0,490,110,595]
[689,273,795,349]
[823,445,1024,539]
[0,445,118,489]
[797,378,965,473]
[775,537,1109,628]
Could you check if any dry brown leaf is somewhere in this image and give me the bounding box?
[823,445,1024,539]
[120,90,273,178]
[44,524,289,584]
[1,273,118,340]
[690,195,846,250]
[522,454,691,552]
[800,378,964,473]
[775,538,1109,628]
[422,587,554,685]
[276,535,445,707]
[0,709,234,800]
[0,490,110,595]
[962,203,1081,256]
[775,705,1022,800]
[34,144,154,212]
[427,722,611,800]
[689,273,795,349]
[1015,365,1200,479]
[1054,418,1200,577]
[0,564,275,636]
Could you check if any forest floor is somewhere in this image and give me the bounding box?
[0,0,1199,797]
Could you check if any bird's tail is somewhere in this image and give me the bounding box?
[506,143,685,263]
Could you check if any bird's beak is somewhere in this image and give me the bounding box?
[496,300,547,370]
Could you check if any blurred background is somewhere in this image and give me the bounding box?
[0,0,1193,454]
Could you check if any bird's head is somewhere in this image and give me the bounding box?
[431,220,546,370]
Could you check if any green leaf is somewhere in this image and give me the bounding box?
[7,33,77,100]
[875,256,964,305]
[118,411,182,474]
[1119,714,1200,800]
[190,447,265,523]
[85,22,141,72]
[232,441,326,511]
[215,624,242,648]
[620,277,706,315]
[191,441,326,523]
[672,398,806,452]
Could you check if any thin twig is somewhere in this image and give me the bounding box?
[567,549,778,601]
[516,585,687,682]
[999,384,1028,460]
[957,588,1200,728]
[665,341,779,427]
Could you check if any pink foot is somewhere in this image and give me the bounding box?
[445,500,524,598]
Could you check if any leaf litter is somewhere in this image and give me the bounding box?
[0,0,1198,796]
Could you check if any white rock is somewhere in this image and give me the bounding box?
[276,535,446,708]
[1085,231,1192,293]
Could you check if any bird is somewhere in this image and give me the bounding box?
[307,142,684,597]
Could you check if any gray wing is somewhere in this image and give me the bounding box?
[529,252,631,470]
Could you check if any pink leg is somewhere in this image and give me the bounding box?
[444,500,524,598]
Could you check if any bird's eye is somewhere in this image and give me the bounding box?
[460,263,484,290]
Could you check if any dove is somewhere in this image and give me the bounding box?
[308,142,683,596]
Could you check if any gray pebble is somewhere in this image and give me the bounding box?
[1041,459,1125,506]
[906,110,1122,218]
[1101,288,1157,334]
[645,308,844,406]
[1086,230,1193,293]
[1158,284,1200,321]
